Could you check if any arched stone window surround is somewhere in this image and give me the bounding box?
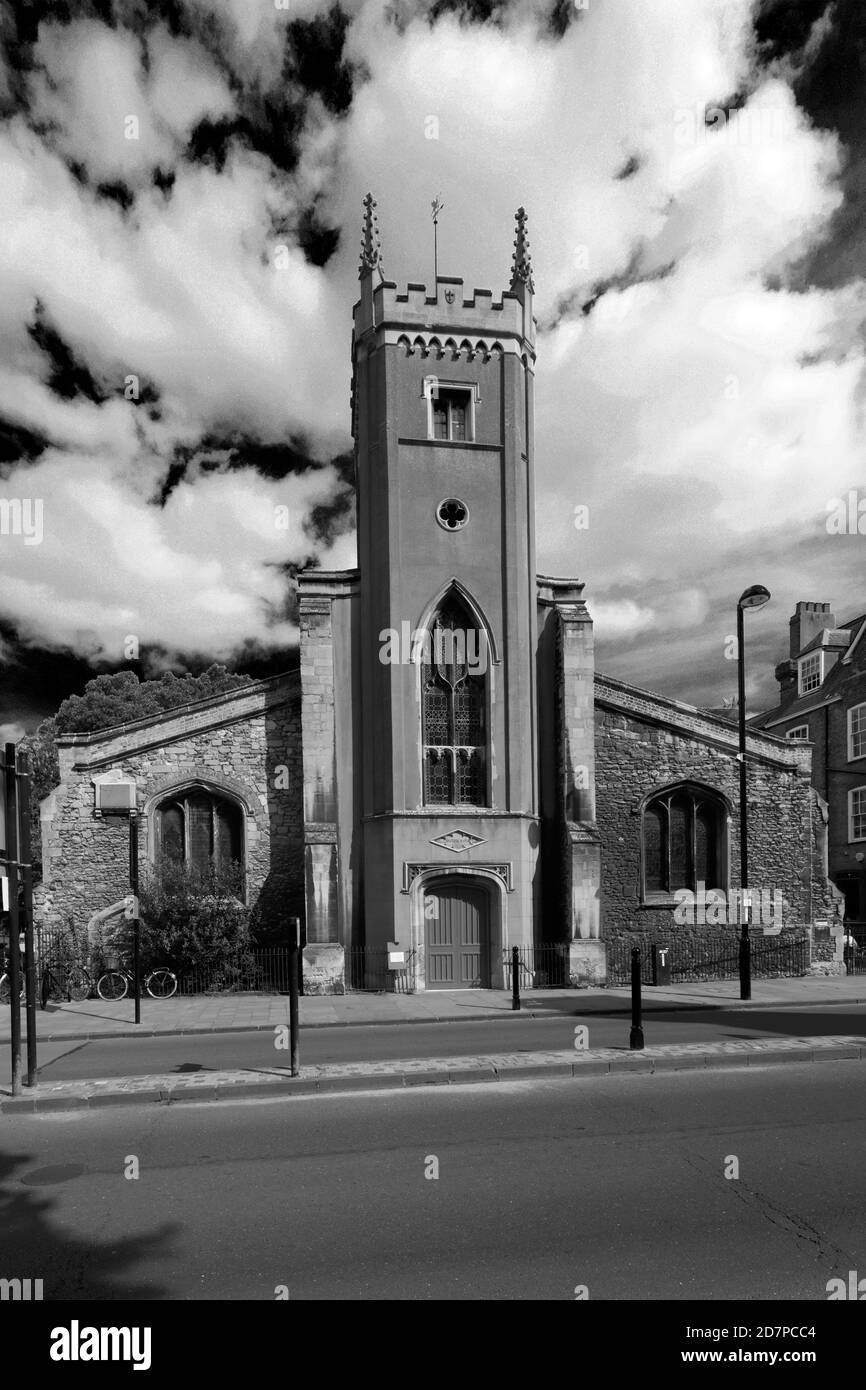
[143,772,260,901]
[638,780,731,905]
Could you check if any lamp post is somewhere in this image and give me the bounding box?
[737,584,771,1001]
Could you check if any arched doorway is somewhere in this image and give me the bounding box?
[424,876,492,989]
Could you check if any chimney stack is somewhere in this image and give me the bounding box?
[789,601,835,660]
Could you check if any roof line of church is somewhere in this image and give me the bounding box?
[54,669,299,746]
[594,671,807,756]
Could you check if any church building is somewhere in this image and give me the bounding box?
[36,200,845,990]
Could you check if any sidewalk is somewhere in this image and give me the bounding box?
[3,1034,864,1113]
[2,973,866,1042]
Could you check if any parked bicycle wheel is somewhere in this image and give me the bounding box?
[0,973,24,1004]
[67,967,92,1002]
[41,969,66,1005]
[145,968,178,1000]
[97,970,129,1001]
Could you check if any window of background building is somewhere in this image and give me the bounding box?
[798,652,822,695]
[849,703,866,761]
[786,725,810,741]
[850,787,866,842]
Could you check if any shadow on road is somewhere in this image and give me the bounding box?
[567,1006,866,1042]
[0,1147,178,1299]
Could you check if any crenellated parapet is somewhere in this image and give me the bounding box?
[353,275,535,355]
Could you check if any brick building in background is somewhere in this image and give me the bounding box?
[752,601,866,928]
[36,201,844,989]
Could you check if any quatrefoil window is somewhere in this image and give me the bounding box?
[436,498,469,531]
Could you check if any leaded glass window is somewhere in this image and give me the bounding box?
[421,595,488,806]
[156,789,244,877]
[642,785,726,897]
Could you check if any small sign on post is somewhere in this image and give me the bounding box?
[386,941,406,970]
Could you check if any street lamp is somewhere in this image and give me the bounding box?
[737,584,771,1000]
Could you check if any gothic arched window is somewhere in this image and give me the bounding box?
[421,594,489,807]
[642,784,727,898]
[155,787,244,878]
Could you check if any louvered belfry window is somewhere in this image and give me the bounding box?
[422,596,488,806]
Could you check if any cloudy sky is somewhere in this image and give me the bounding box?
[1,0,864,736]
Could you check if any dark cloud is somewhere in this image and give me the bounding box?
[756,0,866,290]
[428,0,507,25]
[297,204,341,267]
[0,420,50,470]
[755,0,833,63]
[185,115,254,173]
[27,301,108,403]
[614,153,641,180]
[154,456,190,507]
[284,5,355,115]
[153,435,339,506]
[238,438,324,481]
[541,252,677,332]
[0,618,105,731]
[95,179,135,210]
[548,0,578,39]
[152,166,175,194]
[178,8,358,177]
[0,616,297,734]
[304,450,355,545]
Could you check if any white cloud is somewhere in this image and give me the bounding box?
[0,0,862,713]
[27,21,235,185]
[0,117,349,448]
[0,451,342,660]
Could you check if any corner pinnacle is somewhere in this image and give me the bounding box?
[359,192,383,279]
[510,206,535,293]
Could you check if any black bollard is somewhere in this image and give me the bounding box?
[288,916,300,1076]
[738,929,751,1002]
[511,944,520,1011]
[129,815,141,1025]
[629,945,644,1051]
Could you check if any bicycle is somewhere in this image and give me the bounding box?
[96,967,178,1001]
[0,968,24,1004]
[40,961,93,1006]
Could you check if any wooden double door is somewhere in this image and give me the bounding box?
[425,878,491,989]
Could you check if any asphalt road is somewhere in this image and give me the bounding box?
[2,1061,864,1300]
[32,1003,866,1082]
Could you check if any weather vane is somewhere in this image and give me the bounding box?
[432,196,445,285]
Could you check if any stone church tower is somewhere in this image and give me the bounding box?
[296,197,602,989]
